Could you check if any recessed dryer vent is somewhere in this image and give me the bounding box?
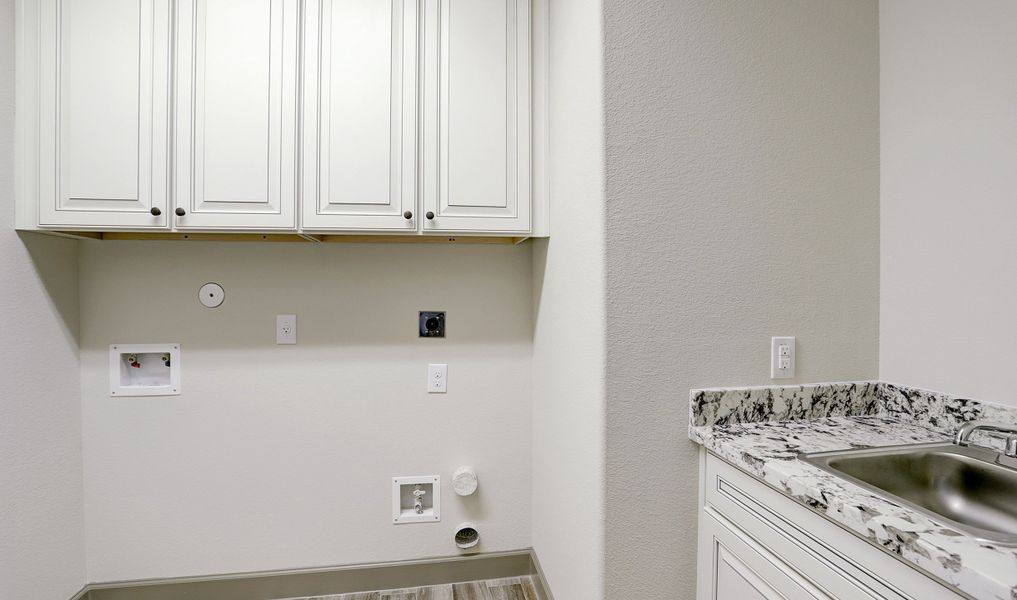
[109,344,181,397]
[454,522,480,550]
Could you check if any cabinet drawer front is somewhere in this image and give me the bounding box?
[301,0,418,231]
[37,0,171,228]
[704,453,966,600]
[175,0,299,230]
[421,0,531,234]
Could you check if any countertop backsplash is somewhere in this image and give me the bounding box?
[691,380,1017,444]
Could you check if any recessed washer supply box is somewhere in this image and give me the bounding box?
[109,344,181,397]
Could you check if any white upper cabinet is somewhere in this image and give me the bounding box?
[174,0,300,230]
[421,0,531,234]
[301,0,418,232]
[32,0,172,229]
[18,0,545,237]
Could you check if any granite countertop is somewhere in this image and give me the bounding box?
[689,383,1017,600]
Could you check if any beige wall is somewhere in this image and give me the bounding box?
[78,241,533,582]
[880,0,1017,405]
[0,0,87,595]
[602,1,880,597]
[530,0,606,597]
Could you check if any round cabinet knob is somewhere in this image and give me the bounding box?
[175,207,186,217]
[403,211,413,220]
[150,207,162,216]
[425,211,435,220]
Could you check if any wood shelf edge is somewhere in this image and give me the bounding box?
[48,231,531,245]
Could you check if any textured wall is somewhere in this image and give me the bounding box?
[0,0,87,595]
[530,0,606,596]
[602,1,880,597]
[880,0,1017,405]
[78,242,533,582]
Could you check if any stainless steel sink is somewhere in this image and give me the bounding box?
[801,442,1017,544]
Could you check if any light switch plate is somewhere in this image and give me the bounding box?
[771,336,795,379]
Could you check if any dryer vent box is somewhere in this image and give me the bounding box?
[109,344,181,397]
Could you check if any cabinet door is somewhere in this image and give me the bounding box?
[421,0,531,234]
[175,0,299,230]
[301,0,418,232]
[36,0,172,229]
[699,512,830,600]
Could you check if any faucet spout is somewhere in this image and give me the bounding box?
[955,421,1017,457]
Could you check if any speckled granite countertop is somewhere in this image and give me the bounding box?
[689,383,1017,600]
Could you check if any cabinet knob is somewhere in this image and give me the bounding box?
[150,207,162,216]
[425,211,435,220]
[175,207,186,217]
[404,211,413,220]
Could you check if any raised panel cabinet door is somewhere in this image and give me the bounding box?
[301,0,418,231]
[698,512,831,600]
[421,0,531,234]
[714,543,783,600]
[36,0,172,229]
[175,0,299,230]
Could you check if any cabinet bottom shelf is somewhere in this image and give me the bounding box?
[33,231,532,245]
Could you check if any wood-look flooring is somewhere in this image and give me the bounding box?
[295,576,542,600]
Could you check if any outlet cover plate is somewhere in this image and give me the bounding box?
[277,314,297,345]
[770,336,795,379]
[428,363,448,393]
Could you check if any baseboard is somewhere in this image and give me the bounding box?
[526,549,555,600]
[82,549,552,600]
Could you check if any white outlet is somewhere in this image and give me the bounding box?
[277,315,297,345]
[771,336,795,379]
[428,363,447,393]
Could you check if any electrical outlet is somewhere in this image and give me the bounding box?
[770,336,795,379]
[419,311,446,338]
[277,315,297,345]
[428,363,447,393]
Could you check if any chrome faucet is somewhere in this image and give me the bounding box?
[955,421,1017,457]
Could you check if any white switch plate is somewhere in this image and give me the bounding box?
[428,363,447,393]
[277,315,297,345]
[771,336,795,379]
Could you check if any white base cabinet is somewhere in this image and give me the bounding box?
[702,512,830,600]
[697,450,966,600]
[16,0,547,238]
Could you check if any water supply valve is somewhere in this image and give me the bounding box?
[412,485,427,514]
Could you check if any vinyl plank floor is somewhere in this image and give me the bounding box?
[486,583,526,600]
[451,581,492,600]
[380,585,453,600]
[289,576,539,600]
[306,594,379,600]
[485,576,538,600]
